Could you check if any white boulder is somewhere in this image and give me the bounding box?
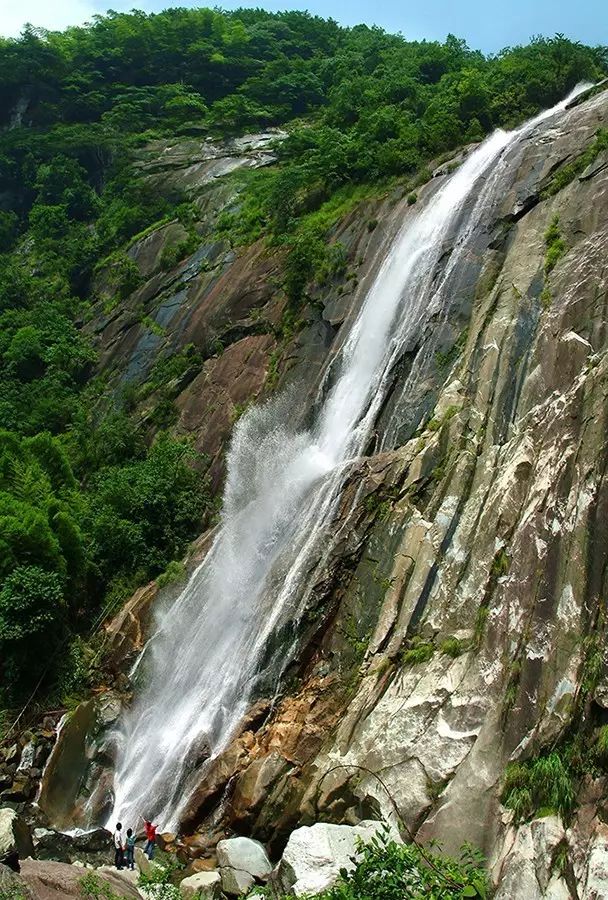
[216,836,272,896]
[276,820,396,896]
[180,870,222,899]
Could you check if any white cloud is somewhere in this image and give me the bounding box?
[0,0,128,37]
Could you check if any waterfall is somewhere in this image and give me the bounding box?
[109,85,590,831]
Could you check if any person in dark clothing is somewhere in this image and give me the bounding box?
[125,828,136,870]
[113,822,125,869]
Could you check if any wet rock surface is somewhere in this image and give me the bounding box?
[36,696,122,829]
[0,726,56,809]
[164,88,608,897]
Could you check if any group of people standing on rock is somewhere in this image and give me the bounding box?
[113,818,158,870]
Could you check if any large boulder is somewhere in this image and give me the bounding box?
[19,858,141,899]
[179,869,222,899]
[32,826,111,865]
[216,836,272,896]
[0,807,34,872]
[37,695,122,829]
[276,820,396,896]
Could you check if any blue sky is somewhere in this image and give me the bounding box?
[1,0,606,52]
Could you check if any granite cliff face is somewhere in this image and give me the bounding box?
[32,86,608,896]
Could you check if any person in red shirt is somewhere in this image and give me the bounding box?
[142,818,157,860]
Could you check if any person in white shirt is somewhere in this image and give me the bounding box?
[113,822,125,870]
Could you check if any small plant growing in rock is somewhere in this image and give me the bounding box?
[542,128,608,198]
[232,400,251,422]
[440,636,464,658]
[503,658,522,713]
[407,191,418,205]
[580,632,604,698]
[402,636,435,667]
[490,548,510,578]
[595,725,608,763]
[426,405,459,436]
[551,842,569,878]
[473,605,488,648]
[141,314,165,337]
[544,215,566,275]
[502,751,575,823]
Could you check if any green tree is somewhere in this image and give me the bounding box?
[0,565,66,690]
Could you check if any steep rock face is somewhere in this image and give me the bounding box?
[86,131,412,490]
[168,88,608,895]
[35,87,608,896]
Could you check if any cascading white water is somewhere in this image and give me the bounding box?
[109,85,590,831]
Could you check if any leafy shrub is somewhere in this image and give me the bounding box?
[311,828,488,899]
[107,253,143,300]
[159,233,199,271]
[137,851,183,899]
[80,872,123,899]
[157,560,186,589]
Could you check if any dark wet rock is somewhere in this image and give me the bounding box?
[32,826,111,864]
[37,696,123,830]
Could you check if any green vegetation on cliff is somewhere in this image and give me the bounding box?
[0,8,605,707]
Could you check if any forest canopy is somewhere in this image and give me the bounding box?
[0,7,606,705]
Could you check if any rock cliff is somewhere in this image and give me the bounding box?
[33,85,608,897]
